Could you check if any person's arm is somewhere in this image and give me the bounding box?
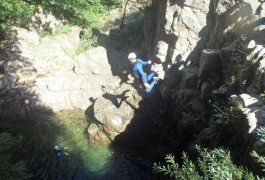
[138,59,151,65]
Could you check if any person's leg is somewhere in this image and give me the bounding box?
[145,80,156,93]
[147,71,156,81]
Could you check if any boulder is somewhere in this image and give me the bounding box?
[239,94,263,108]
[74,46,125,76]
[243,106,265,133]
[87,94,134,142]
[31,71,121,112]
[12,27,40,45]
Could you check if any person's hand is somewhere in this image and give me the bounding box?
[148,60,152,64]
[144,83,150,88]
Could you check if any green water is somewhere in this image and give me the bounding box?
[48,110,112,173]
[0,108,113,178]
[1,99,154,179]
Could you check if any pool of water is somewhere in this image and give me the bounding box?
[36,110,116,179]
[1,108,152,179]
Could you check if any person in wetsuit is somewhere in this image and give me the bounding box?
[54,145,69,157]
[128,52,160,93]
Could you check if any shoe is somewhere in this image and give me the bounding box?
[153,77,161,81]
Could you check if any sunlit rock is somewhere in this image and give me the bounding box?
[12,27,39,45]
[87,93,135,142]
[247,40,256,49]
[243,108,258,133]
[246,45,263,61]
[239,94,263,108]
[257,48,265,60]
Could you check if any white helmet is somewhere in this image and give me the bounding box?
[54,145,60,151]
[24,99,30,104]
[128,52,136,59]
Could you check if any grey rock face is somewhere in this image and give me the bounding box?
[0,26,124,112]
[145,0,265,165]
[151,0,212,70]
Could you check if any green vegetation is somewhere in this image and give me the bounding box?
[38,0,118,28]
[0,0,120,34]
[211,104,243,123]
[0,0,34,31]
[0,132,33,179]
[251,127,265,172]
[76,29,98,54]
[50,24,72,36]
[0,0,152,52]
[153,145,255,179]
[153,116,265,179]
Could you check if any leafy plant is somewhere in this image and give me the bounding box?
[0,0,34,32]
[197,146,250,179]
[251,127,265,173]
[76,29,98,54]
[52,23,72,35]
[153,145,255,179]
[251,151,265,172]
[0,0,121,37]
[153,153,201,179]
[254,127,265,143]
[0,132,33,179]
[212,104,242,123]
[38,0,118,29]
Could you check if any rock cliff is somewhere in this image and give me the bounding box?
[0,0,265,169]
[144,0,265,166]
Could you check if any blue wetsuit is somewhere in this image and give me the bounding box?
[133,59,157,93]
[54,146,65,157]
